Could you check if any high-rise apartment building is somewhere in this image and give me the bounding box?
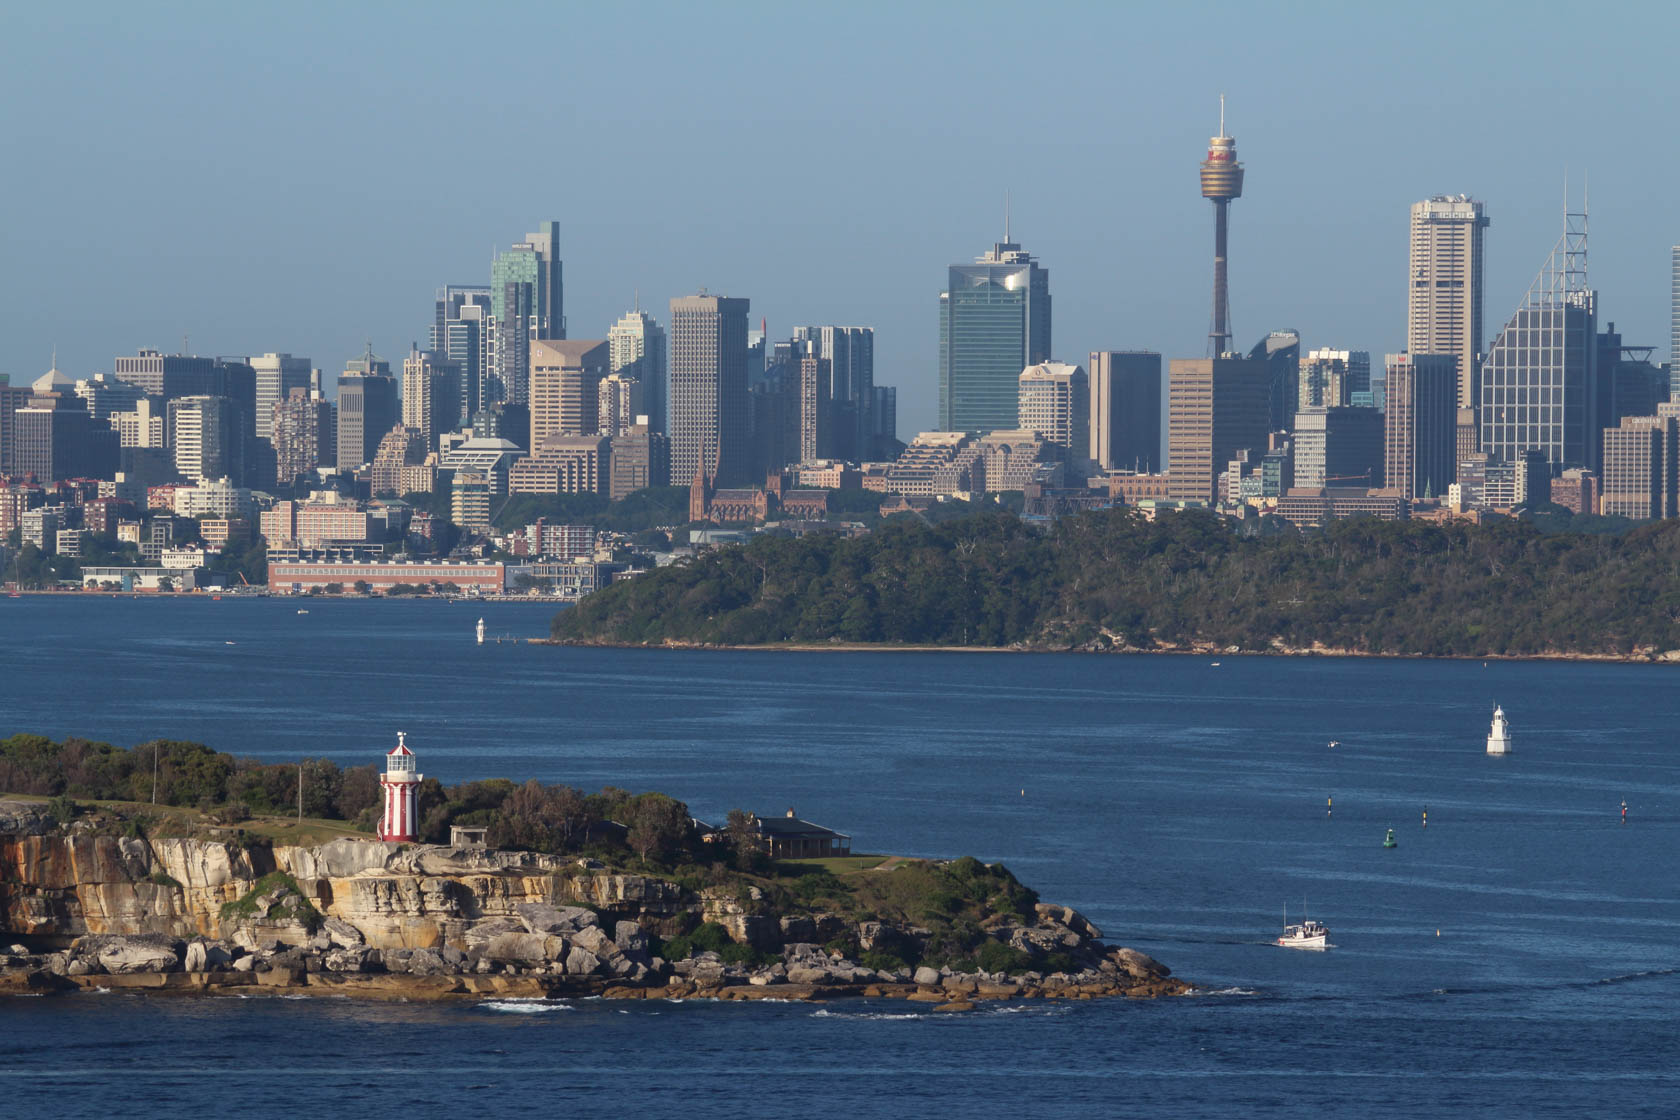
[336,349,399,471]
[401,348,463,451]
[529,339,609,450]
[609,308,668,433]
[597,373,643,438]
[1383,353,1458,500]
[273,386,335,487]
[797,344,828,464]
[1480,214,1598,473]
[1089,351,1162,473]
[1408,196,1489,409]
[939,232,1051,434]
[248,353,314,441]
[166,395,242,482]
[1018,362,1089,461]
[489,221,565,407]
[669,293,750,485]
[1167,356,1270,503]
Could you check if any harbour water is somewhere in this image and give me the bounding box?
[3,596,1679,1117]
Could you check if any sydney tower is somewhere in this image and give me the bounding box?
[1200,97,1244,356]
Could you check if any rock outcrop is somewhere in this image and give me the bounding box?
[0,799,1189,1003]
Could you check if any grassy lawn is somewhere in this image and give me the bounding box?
[774,854,889,877]
[1,792,367,846]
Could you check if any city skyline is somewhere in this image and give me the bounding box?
[0,4,1672,438]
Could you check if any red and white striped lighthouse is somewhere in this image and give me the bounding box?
[378,732,422,842]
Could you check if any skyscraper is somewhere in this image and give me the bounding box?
[939,229,1050,434]
[402,348,462,451]
[597,373,643,438]
[1408,196,1489,409]
[1199,98,1244,356]
[433,285,492,423]
[249,353,314,441]
[336,348,399,470]
[112,349,223,399]
[1383,353,1458,500]
[166,395,242,482]
[489,221,565,407]
[1480,207,1598,472]
[1298,349,1372,412]
[1167,356,1269,503]
[529,339,609,449]
[1671,246,1679,396]
[1018,361,1089,461]
[670,293,750,485]
[608,308,667,433]
[1249,331,1300,433]
[273,386,335,488]
[1089,351,1162,472]
[1291,408,1384,489]
[793,326,874,460]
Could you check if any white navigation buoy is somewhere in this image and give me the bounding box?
[476,617,485,645]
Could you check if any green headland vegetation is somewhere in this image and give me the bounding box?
[550,507,1680,658]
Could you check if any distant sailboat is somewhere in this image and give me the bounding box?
[1486,705,1513,756]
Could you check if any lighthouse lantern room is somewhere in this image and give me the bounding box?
[378,732,423,842]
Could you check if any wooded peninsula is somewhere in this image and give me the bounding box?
[550,509,1680,659]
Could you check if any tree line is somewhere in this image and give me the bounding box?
[550,508,1680,657]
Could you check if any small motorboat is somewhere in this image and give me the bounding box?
[1277,906,1329,950]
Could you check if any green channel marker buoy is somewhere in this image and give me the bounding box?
[1383,828,1397,849]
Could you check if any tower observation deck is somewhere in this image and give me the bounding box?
[1200,97,1245,356]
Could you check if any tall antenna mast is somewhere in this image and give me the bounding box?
[1005,190,1011,243]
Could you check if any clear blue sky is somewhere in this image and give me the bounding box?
[1,1,1672,435]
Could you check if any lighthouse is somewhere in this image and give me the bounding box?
[378,732,423,842]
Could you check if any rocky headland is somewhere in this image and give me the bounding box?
[0,799,1186,1007]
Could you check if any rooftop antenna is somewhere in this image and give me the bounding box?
[633,287,639,313]
[1005,190,1011,243]
[181,332,189,356]
[1220,92,1226,136]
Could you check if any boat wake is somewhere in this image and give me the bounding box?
[482,999,573,1014]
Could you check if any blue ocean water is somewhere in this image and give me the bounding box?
[2,596,1679,1118]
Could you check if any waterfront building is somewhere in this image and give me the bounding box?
[1291,407,1384,489]
[489,221,565,407]
[1167,356,1270,503]
[268,558,506,594]
[939,230,1051,434]
[248,354,314,441]
[529,339,609,448]
[1408,195,1490,410]
[1017,361,1089,461]
[1384,353,1458,500]
[527,522,595,560]
[1480,211,1598,473]
[401,348,463,451]
[608,307,667,433]
[336,349,399,470]
[171,477,255,520]
[670,293,750,486]
[261,495,375,548]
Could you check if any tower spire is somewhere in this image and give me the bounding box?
[1219,92,1226,137]
[1200,97,1245,355]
